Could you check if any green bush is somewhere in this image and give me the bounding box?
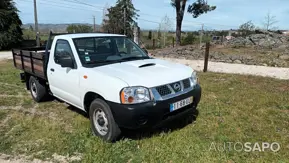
[181,32,196,46]
[22,29,36,40]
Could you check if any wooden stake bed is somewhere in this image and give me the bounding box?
[12,47,48,80]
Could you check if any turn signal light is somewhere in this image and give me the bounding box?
[121,91,125,103]
[121,92,134,104]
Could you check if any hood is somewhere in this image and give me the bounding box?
[91,59,193,88]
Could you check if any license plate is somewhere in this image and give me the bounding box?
[170,97,193,112]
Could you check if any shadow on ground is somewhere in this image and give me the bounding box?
[120,110,199,140]
[48,96,199,141]
[43,96,89,118]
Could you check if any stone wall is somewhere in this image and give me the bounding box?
[148,30,289,68]
[149,45,289,68]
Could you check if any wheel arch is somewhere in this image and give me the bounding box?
[83,91,106,113]
[26,73,47,90]
[25,72,31,90]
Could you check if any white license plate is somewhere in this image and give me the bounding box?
[170,97,193,112]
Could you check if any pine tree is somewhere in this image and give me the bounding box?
[0,0,23,50]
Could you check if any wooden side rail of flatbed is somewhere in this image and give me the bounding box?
[12,47,48,80]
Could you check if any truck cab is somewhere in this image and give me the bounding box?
[12,33,201,142]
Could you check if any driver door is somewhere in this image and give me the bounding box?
[47,39,82,108]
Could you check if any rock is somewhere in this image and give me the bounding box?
[262,63,268,66]
[246,56,253,60]
[245,61,257,65]
[226,37,253,47]
[230,55,242,61]
[234,60,242,64]
[279,55,289,60]
[226,31,289,49]
[210,51,223,60]
[277,44,289,50]
[184,50,191,54]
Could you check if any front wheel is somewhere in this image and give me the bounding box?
[89,99,121,142]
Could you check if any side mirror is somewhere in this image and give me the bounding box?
[58,53,74,68]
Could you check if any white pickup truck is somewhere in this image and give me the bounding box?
[12,32,202,142]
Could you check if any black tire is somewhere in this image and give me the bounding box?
[89,99,121,142]
[29,76,47,102]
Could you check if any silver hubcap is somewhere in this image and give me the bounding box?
[31,82,37,98]
[93,109,108,136]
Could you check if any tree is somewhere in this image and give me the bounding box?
[77,25,93,33]
[239,21,255,37]
[100,3,110,32]
[160,14,173,46]
[213,30,228,37]
[29,25,34,31]
[103,0,139,38]
[157,24,162,39]
[22,29,36,40]
[66,24,93,33]
[263,12,278,31]
[148,30,152,40]
[171,0,216,46]
[0,0,23,50]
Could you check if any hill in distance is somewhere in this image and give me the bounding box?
[22,23,101,33]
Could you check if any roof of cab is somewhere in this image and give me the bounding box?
[55,33,125,39]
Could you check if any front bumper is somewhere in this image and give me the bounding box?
[108,84,202,129]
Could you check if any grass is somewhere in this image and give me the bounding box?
[0,59,288,162]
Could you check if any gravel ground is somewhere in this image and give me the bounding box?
[0,51,13,60]
[1,51,288,80]
[157,57,289,80]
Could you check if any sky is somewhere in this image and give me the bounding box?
[14,0,289,31]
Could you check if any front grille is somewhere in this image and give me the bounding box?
[155,78,192,98]
[156,85,171,96]
[182,78,191,89]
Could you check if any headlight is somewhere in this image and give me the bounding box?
[190,71,198,86]
[120,87,152,104]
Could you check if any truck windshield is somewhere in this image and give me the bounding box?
[73,36,150,67]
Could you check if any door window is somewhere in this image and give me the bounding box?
[54,40,75,66]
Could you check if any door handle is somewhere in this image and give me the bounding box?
[50,68,55,72]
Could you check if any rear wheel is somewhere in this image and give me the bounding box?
[29,76,47,102]
[89,99,121,142]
